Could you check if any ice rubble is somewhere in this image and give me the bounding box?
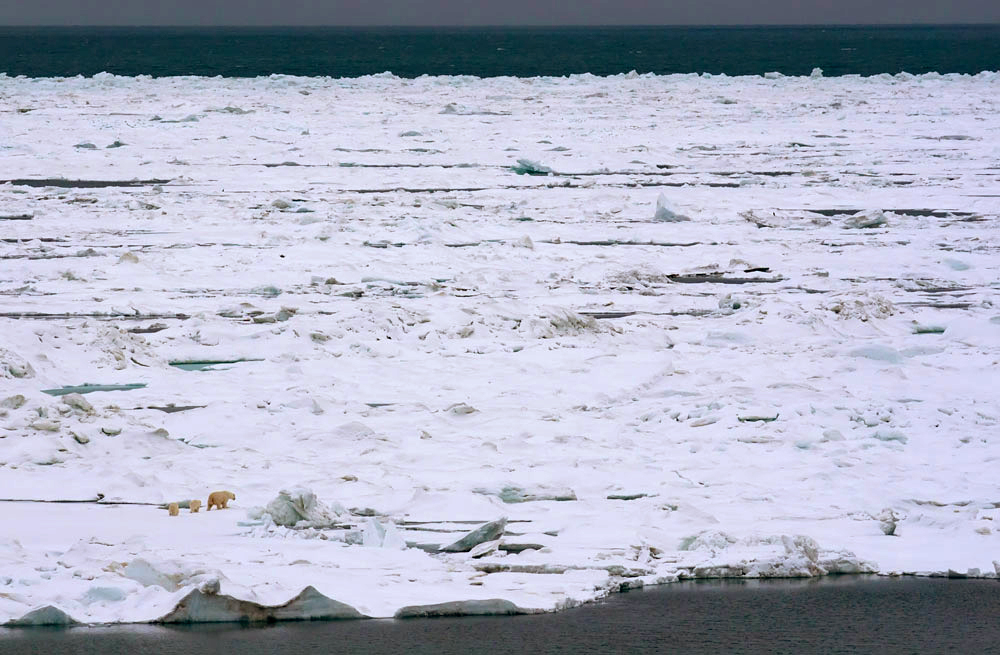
[679,532,877,578]
[1,71,999,624]
[253,487,347,529]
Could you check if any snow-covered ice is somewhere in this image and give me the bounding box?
[1,70,999,624]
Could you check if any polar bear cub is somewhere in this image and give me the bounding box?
[207,490,236,510]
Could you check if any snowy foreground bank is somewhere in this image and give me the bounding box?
[1,71,999,625]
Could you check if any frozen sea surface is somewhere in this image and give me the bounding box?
[0,71,999,624]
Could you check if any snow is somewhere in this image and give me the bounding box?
[1,70,999,625]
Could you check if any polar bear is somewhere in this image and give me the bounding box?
[207,490,235,510]
[189,499,202,513]
[167,502,179,516]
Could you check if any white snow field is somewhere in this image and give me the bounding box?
[1,70,999,625]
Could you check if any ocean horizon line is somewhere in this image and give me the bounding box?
[2,23,1000,29]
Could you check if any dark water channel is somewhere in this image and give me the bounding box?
[2,577,998,654]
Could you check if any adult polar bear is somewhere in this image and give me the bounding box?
[207,490,235,510]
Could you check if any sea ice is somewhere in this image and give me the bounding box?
[0,70,997,624]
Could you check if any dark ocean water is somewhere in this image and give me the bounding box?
[1,25,999,78]
[2,578,1000,654]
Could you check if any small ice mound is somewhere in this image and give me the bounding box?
[653,192,690,222]
[394,599,534,619]
[5,605,80,626]
[255,487,346,529]
[156,585,367,623]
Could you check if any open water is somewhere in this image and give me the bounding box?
[2,577,999,654]
[1,25,999,78]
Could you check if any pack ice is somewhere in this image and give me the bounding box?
[1,69,999,625]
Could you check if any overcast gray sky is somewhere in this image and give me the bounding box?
[1,0,998,26]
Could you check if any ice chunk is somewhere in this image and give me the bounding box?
[441,518,508,552]
[362,518,406,550]
[394,599,532,618]
[843,210,887,229]
[61,393,95,415]
[474,485,577,503]
[446,402,478,415]
[876,508,900,535]
[653,192,690,222]
[1,394,26,409]
[511,159,553,176]
[468,539,501,558]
